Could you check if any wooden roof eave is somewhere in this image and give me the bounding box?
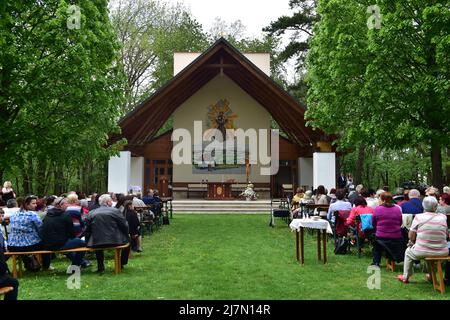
[118,38,329,148]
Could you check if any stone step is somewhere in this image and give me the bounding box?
[172,204,271,208]
[170,199,280,213]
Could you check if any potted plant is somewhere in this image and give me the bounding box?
[240,183,258,201]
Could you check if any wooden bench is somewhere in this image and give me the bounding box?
[135,205,164,235]
[425,256,450,294]
[386,258,396,272]
[0,286,14,299]
[4,243,130,278]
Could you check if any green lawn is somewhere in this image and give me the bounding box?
[13,214,449,300]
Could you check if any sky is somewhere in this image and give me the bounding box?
[176,0,298,82]
[177,0,293,39]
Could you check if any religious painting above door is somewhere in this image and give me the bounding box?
[206,98,237,142]
[192,99,245,174]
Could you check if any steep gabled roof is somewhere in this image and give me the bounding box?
[118,38,329,147]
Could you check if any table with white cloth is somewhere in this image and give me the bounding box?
[289,218,333,264]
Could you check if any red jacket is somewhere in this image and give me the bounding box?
[346,205,374,226]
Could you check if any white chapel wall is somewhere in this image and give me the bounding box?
[172,74,271,184]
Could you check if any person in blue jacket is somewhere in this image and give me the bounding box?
[400,189,423,214]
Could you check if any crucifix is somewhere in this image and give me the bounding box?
[246,157,251,183]
[205,54,235,73]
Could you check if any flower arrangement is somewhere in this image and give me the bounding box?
[240,182,258,200]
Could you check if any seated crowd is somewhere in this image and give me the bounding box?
[0,181,165,300]
[291,182,450,287]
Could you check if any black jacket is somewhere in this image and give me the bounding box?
[125,209,140,236]
[376,238,407,263]
[85,206,129,247]
[40,207,75,250]
[0,250,8,276]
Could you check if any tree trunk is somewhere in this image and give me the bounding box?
[336,156,342,189]
[365,161,371,189]
[430,139,443,189]
[103,160,108,193]
[15,177,20,196]
[36,159,47,196]
[354,144,365,185]
[385,171,389,189]
[446,147,450,185]
[22,170,31,195]
[54,165,64,196]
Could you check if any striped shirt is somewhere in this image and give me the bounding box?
[66,206,84,238]
[410,212,448,255]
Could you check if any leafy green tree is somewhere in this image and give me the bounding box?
[110,0,209,112]
[264,0,318,102]
[340,146,433,191]
[0,0,126,192]
[264,0,318,66]
[306,0,450,188]
[363,0,450,188]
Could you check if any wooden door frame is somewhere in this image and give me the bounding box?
[271,160,297,198]
[144,158,172,194]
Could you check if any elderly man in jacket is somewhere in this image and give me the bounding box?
[85,194,130,274]
[400,189,423,214]
[40,197,90,268]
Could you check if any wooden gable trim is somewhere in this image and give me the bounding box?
[117,38,330,148]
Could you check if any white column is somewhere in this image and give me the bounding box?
[108,151,131,194]
[313,152,336,192]
[130,157,144,194]
[298,157,313,190]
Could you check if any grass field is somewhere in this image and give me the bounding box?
[13,214,449,300]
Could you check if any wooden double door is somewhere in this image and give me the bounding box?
[144,159,172,197]
[271,160,298,198]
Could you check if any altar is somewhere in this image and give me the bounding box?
[206,182,233,200]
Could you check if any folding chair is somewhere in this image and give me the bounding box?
[332,210,350,254]
[354,214,375,258]
[269,197,291,227]
[333,210,351,245]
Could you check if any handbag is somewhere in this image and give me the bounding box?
[334,237,349,255]
[25,254,42,272]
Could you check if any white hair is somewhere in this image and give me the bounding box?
[356,184,364,193]
[376,189,384,198]
[442,186,449,194]
[80,199,89,208]
[426,186,438,196]
[422,196,438,212]
[99,194,112,206]
[67,193,79,204]
[3,181,12,189]
[408,189,420,199]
